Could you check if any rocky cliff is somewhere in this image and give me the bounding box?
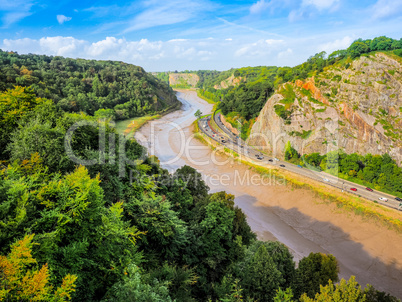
[169,73,199,87]
[214,74,245,89]
[248,52,402,164]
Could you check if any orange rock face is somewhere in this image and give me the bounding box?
[295,77,330,106]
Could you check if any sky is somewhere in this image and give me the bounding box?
[0,0,401,72]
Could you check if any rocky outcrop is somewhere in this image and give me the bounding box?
[169,73,199,87]
[248,53,402,165]
[214,74,244,89]
[220,115,240,135]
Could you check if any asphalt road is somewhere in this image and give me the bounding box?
[199,113,402,211]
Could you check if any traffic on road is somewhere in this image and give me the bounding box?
[199,113,402,211]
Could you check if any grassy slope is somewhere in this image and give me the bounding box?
[115,114,161,137]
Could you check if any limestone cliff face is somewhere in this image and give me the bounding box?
[214,74,245,89]
[249,53,402,164]
[169,73,199,87]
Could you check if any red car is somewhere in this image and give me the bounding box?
[366,187,373,192]
[350,188,357,191]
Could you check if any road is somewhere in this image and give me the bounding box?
[199,112,402,211]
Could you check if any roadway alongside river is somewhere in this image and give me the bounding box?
[135,89,402,298]
[200,112,402,211]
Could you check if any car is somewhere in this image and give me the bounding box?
[379,197,388,202]
[350,188,357,191]
[323,178,330,182]
[365,187,373,192]
[297,165,302,168]
[395,197,402,202]
[274,158,279,161]
[268,159,273,162]
[221,140,226,143]
[280,164,285,167]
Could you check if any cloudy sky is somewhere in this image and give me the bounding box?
[0,0,401,71]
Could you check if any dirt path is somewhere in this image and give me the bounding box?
[135,90,402,298]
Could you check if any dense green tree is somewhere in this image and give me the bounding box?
[364,284,400,302]
[0,51,179,120]
[300,276,364,302]
[0,158,142,301]
[101,264,173,302]
[294,252,339,299]
[241,245,283,302]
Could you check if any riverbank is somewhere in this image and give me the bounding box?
[194,119,402,233]
[136,90,402,298]
[115,104,181,137]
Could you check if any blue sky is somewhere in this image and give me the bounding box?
[0,0,401,71]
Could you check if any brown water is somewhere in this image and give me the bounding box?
[135,90,402,297]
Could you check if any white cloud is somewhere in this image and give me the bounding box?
[234,39,284,57]
[302,0,339,10]
[57,15,72,25]
[289,0,339,21]
[278,48,293,59]
[250,0,270,14]
[39,37,87,56]
[318,36,354,54]
[370,0,402,20]
[249,0,294,14]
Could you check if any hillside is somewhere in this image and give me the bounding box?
[0,50,179,120]
[249,52,402,165]
[168,72,200,87]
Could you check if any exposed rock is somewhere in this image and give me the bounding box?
[220,114,240,135]
[214,74,245,89]
[169,73,199,87]
[248,53,402,165]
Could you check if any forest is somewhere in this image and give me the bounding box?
[285,144,402,198]
[0,50,179,120]
[1,87,400,300]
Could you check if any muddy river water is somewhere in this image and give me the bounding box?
[135,90,402,298]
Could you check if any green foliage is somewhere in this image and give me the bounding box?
[0,86,45,160]
[300,151,402,197]
[294,252,339,299]
[274,288,295,302]
[101,264,173,302]
[289,130,312,139]
[0,161,142,301]
[394,49,402,57]
[285,141,300,163]
[364,284,401,302]
[195,109,203,119]
[299,276,364,302]
[0,50,178,119]
[274,104,292,124]
[240,245,283,302]
[218,80,274,120]
[0,234,77,302]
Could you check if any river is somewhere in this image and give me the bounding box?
[135,90,402,298]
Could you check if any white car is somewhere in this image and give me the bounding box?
[323,178,330,182]
[379,197,388,202]
[274,158,279,161]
